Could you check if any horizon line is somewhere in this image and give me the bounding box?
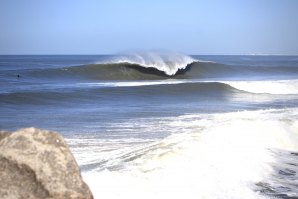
[0,54,297,56]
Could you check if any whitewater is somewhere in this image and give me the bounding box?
[75,109,298,199]
[1,53,298,199]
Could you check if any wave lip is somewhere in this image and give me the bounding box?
[101,52,197,76]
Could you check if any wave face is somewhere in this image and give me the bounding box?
[20,56,298,81]
[0,82,242,105]
[24,61,298,80]
[49,61,298,80]
[58,52,198,80]
[107,52,197,76]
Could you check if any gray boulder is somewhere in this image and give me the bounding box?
[0,128,93,199]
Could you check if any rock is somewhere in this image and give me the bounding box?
[0,128,93,199]
[0,131,10,141]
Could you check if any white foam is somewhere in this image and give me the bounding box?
[77,79,194,88]
[222,79,298,95]
[103,52,197,76]
[72,109,298,199]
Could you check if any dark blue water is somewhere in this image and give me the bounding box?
[1,54,298,198]
[1,54,298,136]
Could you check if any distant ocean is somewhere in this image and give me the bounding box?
[1,53,298,199]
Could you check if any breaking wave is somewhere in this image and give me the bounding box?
[25,60,298,82]
[104,52,197,76]
[3,52,298,82]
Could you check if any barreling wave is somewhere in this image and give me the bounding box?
[105,52,197,76]
[24,61,243,80]
[23,53,201,80]
[22,53,298,81]
[61,52,200,80]
[65,61,195,80]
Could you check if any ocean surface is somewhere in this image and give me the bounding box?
[1,53,298,199]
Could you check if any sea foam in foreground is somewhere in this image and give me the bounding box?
[70,109,298,199]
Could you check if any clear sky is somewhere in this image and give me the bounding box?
[0,0,297,55]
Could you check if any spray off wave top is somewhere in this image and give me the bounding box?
[102,52,197,76]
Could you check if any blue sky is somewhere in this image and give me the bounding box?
[0,0,297,55]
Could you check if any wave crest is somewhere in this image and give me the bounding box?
[101,52,196,76]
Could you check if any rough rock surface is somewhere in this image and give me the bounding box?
[0,128,93,199]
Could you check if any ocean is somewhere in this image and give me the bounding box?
[1,53,298,199]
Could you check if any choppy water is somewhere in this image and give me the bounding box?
[1,53,298,198]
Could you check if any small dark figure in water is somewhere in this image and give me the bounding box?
[17,74,20,78]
